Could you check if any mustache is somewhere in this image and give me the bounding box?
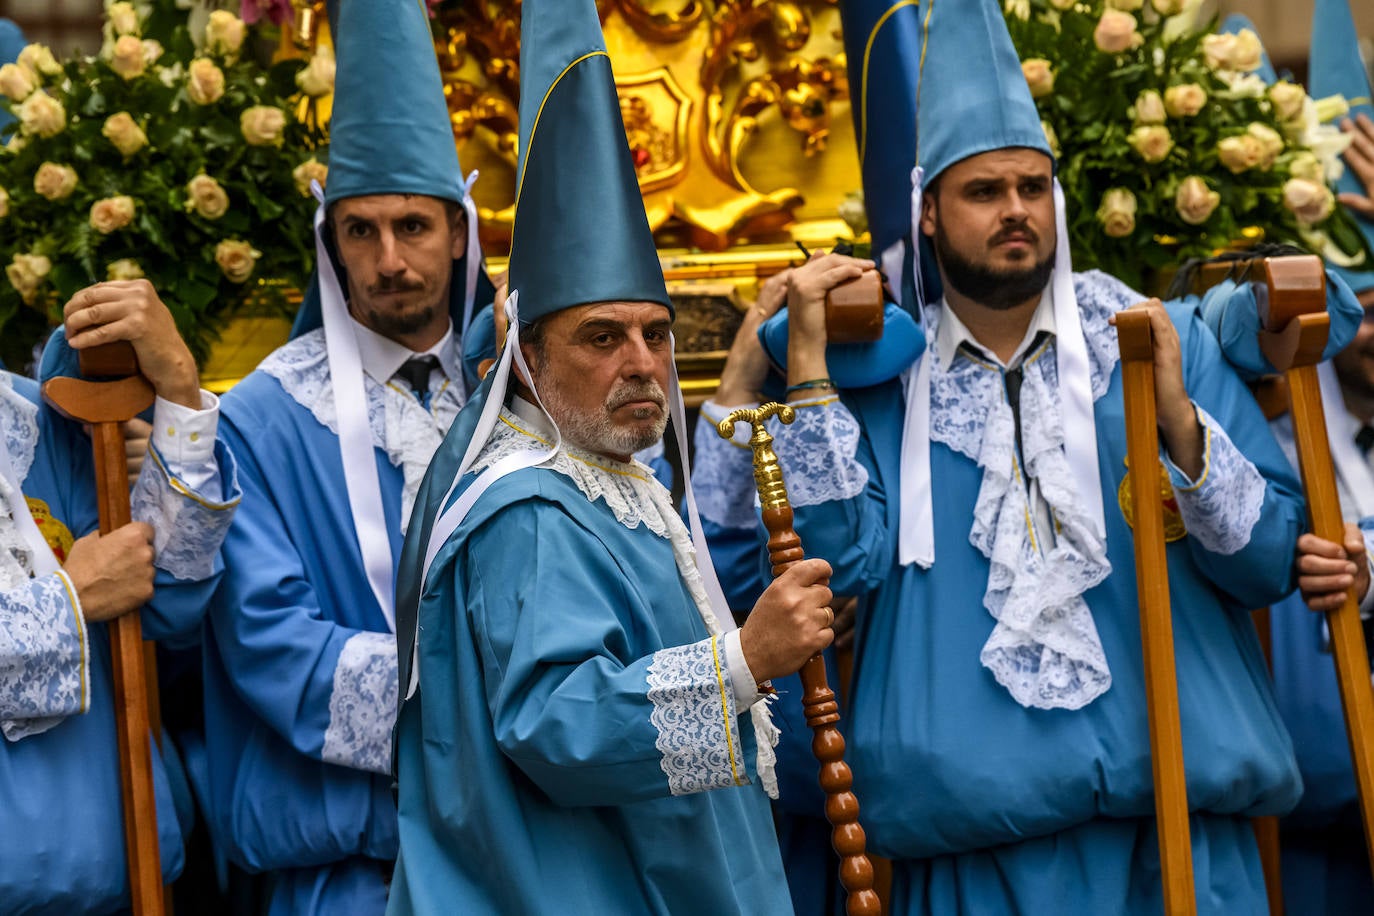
[368,277,424,295]
[989,223,1039,246]
[606,380,667,411]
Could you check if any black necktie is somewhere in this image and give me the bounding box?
[396,355,439,400]
[1357,425,1374,456]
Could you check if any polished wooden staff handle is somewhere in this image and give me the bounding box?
[1256,254,1374,877]
[826,271,884,343]
[718,403,881,916]
[1115,309,1197,916]
[42,343,166,916]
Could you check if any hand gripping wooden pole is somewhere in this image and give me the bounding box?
[1115,310,1197,916]
[718,403,881,916]
[1255,254,1374,876]
[42,342,165,916]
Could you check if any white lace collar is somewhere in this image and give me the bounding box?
[934,287,1057,370]
[259,330,465,529]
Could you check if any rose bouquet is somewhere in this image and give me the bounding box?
[1003,0,1371,291]
[0,1,331,368]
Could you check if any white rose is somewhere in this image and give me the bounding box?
[1127,125,1172,163]
[1132,90,1166,125]
[17,44,62,78]
[1106,0,1144,10]
[1288,151,1324,183]
[1004,0,1030,22]
[215,239,261,283]
[1096,188,1137,238]
[106,258,145,281]
[1282,178,1335,225]
[106,1,140,37]
[205,10,247,57]
[89,195,137,234]
[0,63,35,101]
[0,187,8,219]
[141,39,164,66]
[33,162,79,201]
[292,158,329,197]
[1151,0,1187,14]
[1268,81,1307,124]
[1021,58,1054,99]
[1164,84,1207,118]
[186,58,225,105]
[295,47,335,98]
[108,34,146,80]
[102,111,147,157]
[18,91,65,137]
[1175,176,1220,225]
[240,106,286,147]
[185,173,229,220]
[1041,120,1060,158]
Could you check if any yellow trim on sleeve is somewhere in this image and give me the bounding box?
[145,445,241,511]
[710,634,745,786]
[789,395,840,410]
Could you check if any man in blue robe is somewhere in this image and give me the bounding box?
[745,1,1319,912]
[0,280,238,912]
[388,1,837,912]
[198,0,492,911]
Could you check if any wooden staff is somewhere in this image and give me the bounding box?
[718,403,881,916]
[1115,309,1197,915]
[43,342,165,916]
[1255,254,1374,876]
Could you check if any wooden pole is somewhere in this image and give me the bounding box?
[43,343,165,916]
[1256,255,1374,878]
[719,404,882,916]
[1115,309,1198,915]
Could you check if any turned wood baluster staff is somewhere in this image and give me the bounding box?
[1255,254,1374,876]
[43,342,166,916]
[718,403,881,916]
[1115,309,1197,916]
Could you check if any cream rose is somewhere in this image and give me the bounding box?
[141,39,164,66]
[102,112,147,157]
[0,63,35,101]
[295,46,336,98]
[1283,178,1335,225]
[0,187,9,219]
[1246,123,1284,170]
[1150,0,1187,14]
[33,162,78,201]
[1127,125,1172,163]
[6,253,52,305]
[108,34,146,80]
[1048,0,1076,8]
[1021,58,1054,99]
[1175,176,1220,225]
[1005,0,1030,21]
[837,191,867,236]
[185,173,229,220]
[205,10,247,57]
[1202,30,1262,72]
[18,92,65,138]
[215,239,261,283]
[1288,151,1324,183]
[1106,0,1144,10]
[186,58,225,105]
[107,2,139,36]
[1132,90,1166,125]
[17,44,61,78]
[1096,188,1137,238]
[89,195,136,234]
[1163,83,1207,118]
[240,105,286,147]
[1094,10,1143,54]
[292,158,329,197]
[1268,81,1307,123]
[1041,120,1060,158]
[1217,134,1263,173]
[106,258,145,281]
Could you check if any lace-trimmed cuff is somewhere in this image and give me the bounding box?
[1,571,89,741]
[772,397,869,508]
[321,630,398,774]
[1163,405,1264,556]
[646,635,749,796]
[1358,520,1374,619]
[132,441,241,581]
[693,402,760,529]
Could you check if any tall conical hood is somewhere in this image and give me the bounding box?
[915,0,1050,184]
[839,0,922,259]
[507,0,671,322]
[1311,0,1374,293]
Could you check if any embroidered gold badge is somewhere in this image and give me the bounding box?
[25,497,74,563]
[1117,457,1187,543]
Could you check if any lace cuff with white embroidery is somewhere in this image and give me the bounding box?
[646,635,749,796]
[692,401,759,529]
[131,441,240,581]
[771,397,869,507]
[1,571,89,741]
[321,630,398,775]
[1163,405,1264,556]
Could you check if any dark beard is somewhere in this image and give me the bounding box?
[933,222,1055,311]
[359,302,438,338]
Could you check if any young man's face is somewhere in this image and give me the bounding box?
[920,147,1057,310]
[522,301,673,462]
[331,193,464,346]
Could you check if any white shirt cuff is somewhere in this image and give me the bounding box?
[721,628,761,709]
[151,391,220,487]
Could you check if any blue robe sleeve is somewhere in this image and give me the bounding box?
[691,405,773,610]
[460,500,753,805]
[209,419,398,775]
[0,571,88,739]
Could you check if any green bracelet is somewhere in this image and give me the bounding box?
[784,378,837,396]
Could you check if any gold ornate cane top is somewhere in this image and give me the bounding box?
[717,403,796,512]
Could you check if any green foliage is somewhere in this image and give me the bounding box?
[0,0,328,369]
